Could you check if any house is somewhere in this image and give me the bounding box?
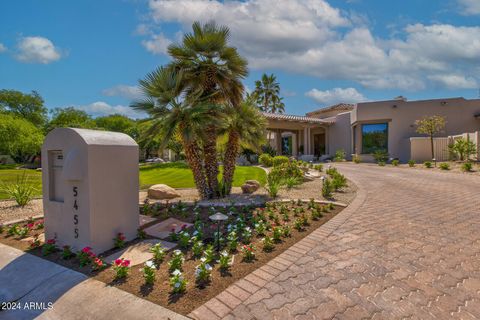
[264,97,480,162]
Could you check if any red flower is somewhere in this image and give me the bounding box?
[117,233,126,241]
[27,223,34,229]
[94,258,103,266]
[46,239,56,245]
[82,247,92,253]
[88,251,96,258]
[114,259,123,266]
[121,260,130,267]
[181,224,187,229]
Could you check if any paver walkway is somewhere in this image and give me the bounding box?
[190,164,480,319]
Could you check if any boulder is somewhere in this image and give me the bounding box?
[241,180,260,194]
[147,184,181,200]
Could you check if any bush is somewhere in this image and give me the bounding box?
[272,156,289,167]
[378,161,385,166]
[352,154,361,164]
[269,160,303,181]
[259,154,273,167]
[1,171,37,207]
[373,150,388,163]
[462,162,473,172]
[334,149,346,162]
[331,173,347,191]
[284,176,301,189]
[439,163,450,170]
[448,138,476,161]
[322,178,333,198]
[314,164,323,172]
[265,173,282,198]
[424,161,432,168]
[408,160,415,167]
[391,159,399,166]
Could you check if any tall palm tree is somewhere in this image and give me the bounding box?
[131,66,218,199]
[221,101,266,194]
[167,21,248,198]
[252,73,285,113]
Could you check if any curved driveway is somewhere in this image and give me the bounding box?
[191,164,480,320]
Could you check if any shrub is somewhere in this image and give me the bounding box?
[265,173,282,198]
[42,239,57,256]
[439,163,450,170]
[373,150,388,163]
[227,231,238,252]
[150,243,167,265]
[202,244,215,264]
[192,240,204,258]
[326,167,338,176]
[195,258,213,285]
[272,155,289,167]
[352,154,361,164]
[62,245,75,260]
[331,173,347,191]
[218,251,231,270]
[259,154,273,167]
[270,160,303,181]
[262,235,274,252]
[284,176,301,189]
[142,261,156,284]
[462,162,473,172]
[334,149,346,162]
[170,269,187,293]
[272,226,282,242]
[449,138,476,161]
[391,159,399,166]
[242,227,253,244]
[178,231,190,249]
[241,244,255,261]
[254,221,267,236]
[314,164,323,172]
[1,171,37,207]
[113,258,130,279]
[408,160,415,167]
[424,161,432,168]
[294,218,304,231]
[378,161,385,166]
[322,178,333,198]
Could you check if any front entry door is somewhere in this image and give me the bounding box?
[313,134,325,157]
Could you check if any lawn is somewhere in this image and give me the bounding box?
[0,163,266,199]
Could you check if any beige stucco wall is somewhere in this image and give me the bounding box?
[352,98,480,161]
[328,112,352,159]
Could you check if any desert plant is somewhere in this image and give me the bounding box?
[378,161,386,166]
[265,173,282,198]
[272,155,289,166]
[259,154,273,167]
[331,173,347,191]
[462,162,473,172]
[1,171,37,207]
[449,138,476,161]
[284,176,301,189]
[439,163,450,170]
[314,164,323,171]
[408,160,415,167]
[334,149,346,162]
[424,161,433,168]
[391,159,399,166]
[322,178,333,198]
[373,150,388,163]
[352,154,361,164]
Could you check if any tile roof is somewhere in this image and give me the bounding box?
[262,112,335,124]
[306,103,355,117]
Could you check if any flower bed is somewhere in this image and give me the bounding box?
[0,199,345,315]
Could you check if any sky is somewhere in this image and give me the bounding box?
[0,0,479,119]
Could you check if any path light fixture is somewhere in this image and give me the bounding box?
[209,212,228,252]
[432,158,436,167]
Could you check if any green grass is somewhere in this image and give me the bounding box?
[139,162,266,190]
[0,162,267,199]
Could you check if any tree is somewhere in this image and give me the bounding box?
[46,107,96,133]
[221,101,266,194]
[0,113,44,162]
[252,73,285,113]
[0,89,48,127]
[415,115,446,160]
[449,138,476,161]
[167,21,248,198]
[132,66,220,199]
[95,114,139,139]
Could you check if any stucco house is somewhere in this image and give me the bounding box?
[264,97,480,162]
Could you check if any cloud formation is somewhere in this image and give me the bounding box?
[142,33,172,55]
[144,0,480,91]
[0,43,6,53]
[16,36,61,64]
[77,101,145,119]
[102,85,144,100]
[306,87,367,105]
[458,0,480,15]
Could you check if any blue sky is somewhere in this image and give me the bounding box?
[0,0,479,118]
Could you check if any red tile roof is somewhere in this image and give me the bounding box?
[262,112,335,124]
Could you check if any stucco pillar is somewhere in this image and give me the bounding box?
[275,130,282,155]
[292,132,298,156]
[325,127,329,155]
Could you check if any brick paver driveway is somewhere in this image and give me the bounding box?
[190,164,480,319]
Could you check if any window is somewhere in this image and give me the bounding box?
[362,123,388,154]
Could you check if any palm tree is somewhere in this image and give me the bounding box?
[221,101,266,194]
[167,21,248,198]
[132,66,218,199]
[252,73,285,113]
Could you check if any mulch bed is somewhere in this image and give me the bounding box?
[0,200,344,316]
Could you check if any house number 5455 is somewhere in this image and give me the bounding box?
[73,186,79,238]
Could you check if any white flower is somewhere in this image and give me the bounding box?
[221,251,228,257]
[205,264,212,271]
[172,269,181,276]
[200,257,206,263]
[174,282,181,288]
[192,230,198,236]
[173,249,181,255]
[145,260,155,268]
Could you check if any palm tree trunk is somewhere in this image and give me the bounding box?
[223,130,240,195]
[183,141,209,200]
[203,126,219,198]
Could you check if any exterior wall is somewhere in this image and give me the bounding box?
[352,98,480,162]
[307,108,352,119]
[328,112,352,159]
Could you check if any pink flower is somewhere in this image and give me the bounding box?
[94,258,103,266]
[27,223,34,229]
[114,259,123,266]
[181,224,187,230]
[121,260,130,267]
[82,247,92,253]
[46,239,56,245]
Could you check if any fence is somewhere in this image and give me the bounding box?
[410,131,480,162]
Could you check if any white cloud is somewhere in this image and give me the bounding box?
[77,101,146,119]
[142,33,172,55]
[144,0,480,91]
[458,0,480,15]
[0,43,6,53]
[306,87,367,105]
[102,85,144,100]
[16,36,61,64]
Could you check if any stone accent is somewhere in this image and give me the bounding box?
[144,218,193,239]
[147,184,180,200]
[104,239,176,265]
[241,180,260,194]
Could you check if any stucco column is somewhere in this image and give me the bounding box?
[325,127,329,155]
[292,132,298,156]
[275,130,282,155]
[303,127,308,155]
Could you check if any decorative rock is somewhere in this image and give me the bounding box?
[241,180,260,194]
[147,184,180,200]
[144,218,193,239]
[104,239,177,266]
[21,233,45,243]
[139,214,156,227]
